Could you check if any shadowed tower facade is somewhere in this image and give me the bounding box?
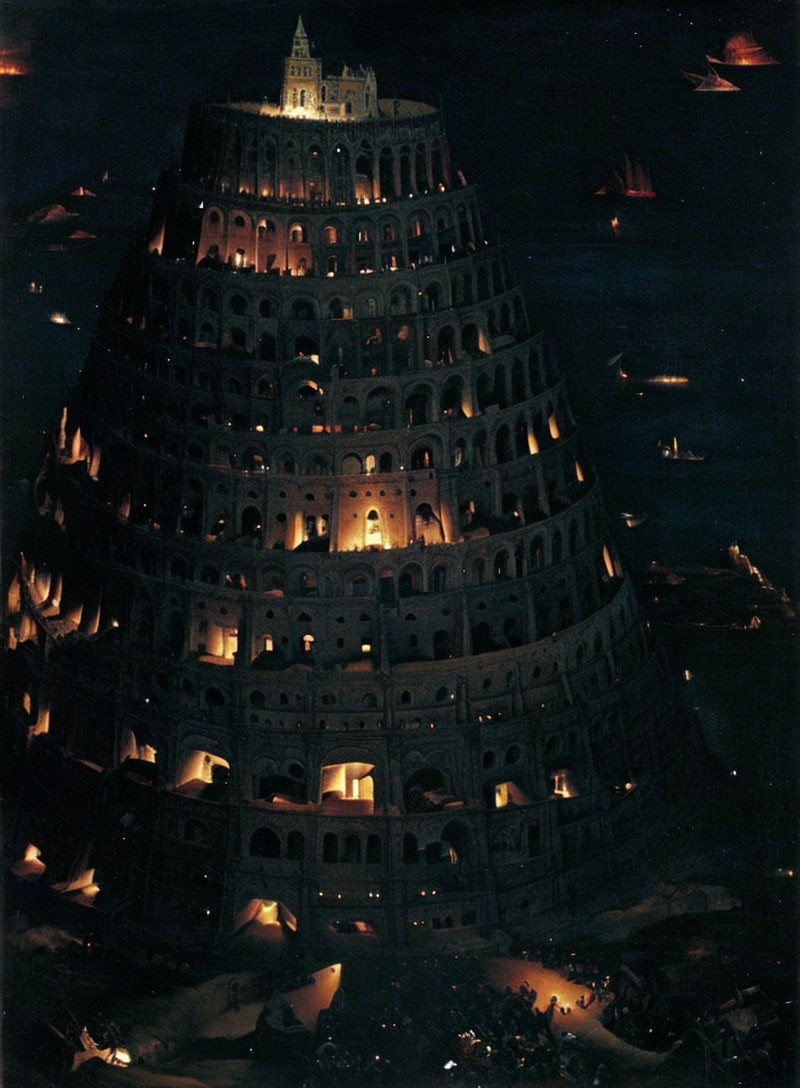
[3,20,696,950]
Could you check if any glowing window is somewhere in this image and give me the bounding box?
[320,761,375,809]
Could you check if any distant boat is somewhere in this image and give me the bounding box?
[611,354,689,389]
[28,203,78,224]
[619,511,649,529]
[683,66,740,92]
[657,436,706,462]
[596,153,656,198]
[707,32,778,67]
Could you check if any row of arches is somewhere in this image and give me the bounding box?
[181,259,511,324]
[140,398,571,504]
[134,546,618,670]
[166,294,524,377]
[127,479,600,594]
[200,113,451,205]
[192,189,479,273]
[119,580,640,731]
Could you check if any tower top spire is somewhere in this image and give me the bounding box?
[291,14,310,58]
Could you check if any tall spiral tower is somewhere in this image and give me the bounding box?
[4,20,696,950]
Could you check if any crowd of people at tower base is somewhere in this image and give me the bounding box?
[286,938,789,1087]
[289,948,613,1086]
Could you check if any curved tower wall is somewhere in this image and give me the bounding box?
[4,23,695,947]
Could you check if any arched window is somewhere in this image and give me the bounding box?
[241,506,261,537]
[250,828,280,858]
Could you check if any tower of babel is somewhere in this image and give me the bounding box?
[4,19,697,950]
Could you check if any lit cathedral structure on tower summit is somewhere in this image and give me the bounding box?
[4,20,697,949]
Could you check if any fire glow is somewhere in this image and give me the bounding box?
[708,32,778,67]
[642,375,689,387]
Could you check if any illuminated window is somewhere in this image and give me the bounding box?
[302,633,315,652]
[321,762,375,808]
[365,508,382,548]
[264,634,274,652]
[176,750,230,789]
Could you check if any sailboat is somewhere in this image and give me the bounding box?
[596,154,656,198]
[682,66,740,92]
[707,32,778,67]
[657,436,706,462]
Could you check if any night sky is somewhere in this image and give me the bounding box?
[1,0,796,594]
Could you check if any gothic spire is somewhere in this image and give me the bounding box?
[291,15,310,58]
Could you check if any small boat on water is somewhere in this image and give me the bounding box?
[657,436,706,462]
[610,353,689,390]
[683,65,740,92]
[619,511,649,529]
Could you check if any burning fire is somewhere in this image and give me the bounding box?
[0,44,30,76]
[708,32,778,66]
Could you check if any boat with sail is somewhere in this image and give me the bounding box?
[657,436,706,462]
[707,32,778,67]
[595,153,656,198]
[682,65,740,92]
